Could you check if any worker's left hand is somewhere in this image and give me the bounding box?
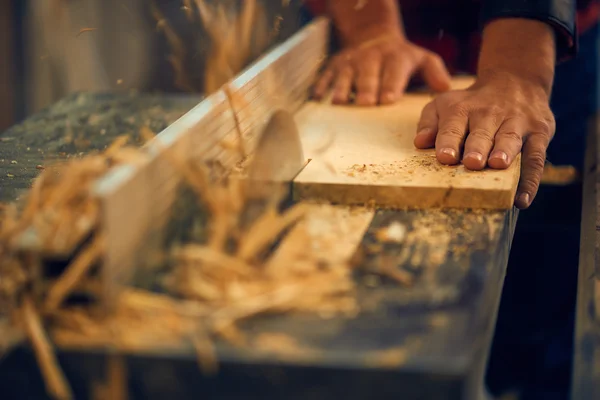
[414,72,555,209]
[313,35,452,105]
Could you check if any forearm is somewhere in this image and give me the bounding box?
[477,18,556,97]
[326,0,404,46]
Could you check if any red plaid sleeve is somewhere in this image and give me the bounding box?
[304,0,327,17]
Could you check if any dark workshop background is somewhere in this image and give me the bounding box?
[0,0,305,133]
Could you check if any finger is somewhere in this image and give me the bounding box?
[434,108,469,165]
[354,54,382,106]
[488,118,525,169]
[414,101,438,148]
[331,66,354,104]
[462,111,502,170]
[313,68,335,99]
[379,55,411,105]
[515,133,549,209]
[419,52,452,92]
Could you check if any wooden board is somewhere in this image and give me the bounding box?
[292,77,521,209]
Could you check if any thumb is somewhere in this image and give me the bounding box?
[419,52,452,92]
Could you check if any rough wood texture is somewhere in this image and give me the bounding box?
[293,77,520,209]
[572,115,600,399]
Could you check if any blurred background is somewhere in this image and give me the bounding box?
[0,0,306,132]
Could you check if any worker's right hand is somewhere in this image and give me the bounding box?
[312,34,452,106]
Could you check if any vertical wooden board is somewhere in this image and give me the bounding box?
[293,77,520,210]
[96,90,239,311]
[226,17,329,156]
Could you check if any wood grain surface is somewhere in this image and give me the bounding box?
[293,77,520,209]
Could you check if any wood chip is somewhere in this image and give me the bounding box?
[45,236,104,312]
[21,296,73,400]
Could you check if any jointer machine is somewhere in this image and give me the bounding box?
[0,18,518,400]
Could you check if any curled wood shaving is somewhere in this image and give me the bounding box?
[150,1,194,92]
[236,203,307,261]
[76,28,98,38]
[106,353,128,400]
[192,329,218,375]
[21,296,73,400]
[174,245,254,278]
[45,236,104,313]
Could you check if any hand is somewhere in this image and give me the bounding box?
[414,72,556,209]
[313,35,452,106]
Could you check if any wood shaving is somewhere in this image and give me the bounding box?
[44,236,104,313]
[364,347,408,368]
[253,332,316,357]
[75,28,97,38]
[20,296,73,400]
[375,221,407,243]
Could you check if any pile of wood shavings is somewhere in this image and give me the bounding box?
[0,136,147,311]
[0,135,153,400]
[0,131,359,399]
[48,144,357,352]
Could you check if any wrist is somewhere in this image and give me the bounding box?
[477,18,555,96]
[474,69,551,101]
[340,23,404,48]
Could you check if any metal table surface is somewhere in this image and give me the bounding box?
[572,116,600,399]
[0,92,516,400]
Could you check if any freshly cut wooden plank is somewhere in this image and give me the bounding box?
[292,77,520,210]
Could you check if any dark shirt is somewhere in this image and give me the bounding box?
[305,0,600,74]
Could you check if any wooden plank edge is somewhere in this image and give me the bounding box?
[292,181,518,210]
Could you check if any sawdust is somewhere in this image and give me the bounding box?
[375,221,407,243]
[198,0,271,95]
[0,136,155,399]
[153,0,279,95]
[0,124,364,399]
[342,154,485,183]
[361,208,505,290]
[364,347,408,368]
[253,332,317,357]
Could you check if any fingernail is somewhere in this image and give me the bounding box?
[517,192,530,207]
[440,148,457,159]
[489,151,508,162]
[464,152,483,162]
[416,128,432,136]
[356,94,376,105]
[381,92,396,103]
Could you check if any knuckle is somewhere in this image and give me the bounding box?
[441,126,465,139]
[447,102,469,117]
[337,66,354,79]
[526,150,546,172]
[356,76,378,89]
[498,130,522,144]
[425,52,443,65]
[418,102,437,121]
[529,118,553,136]
[479,105,504,122]
[467,129,494,143]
